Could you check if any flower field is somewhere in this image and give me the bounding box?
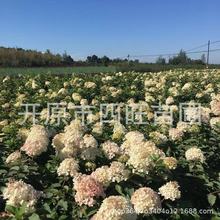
[0,69,220,219]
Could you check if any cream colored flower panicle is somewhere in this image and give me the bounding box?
[149,131,167,145]
[87,112,100,124]
[21,125,49,157]
[210,94,220,116]
[185,147,205,163]
[64,119,84,147]
[210,117,220,127]
[201,107,211,123]
[125,131,145,144]
[6,150,21,164]
[57,158,79,177]
[108,161,130,183]
[127,141,165,174]
[159,181,181,201]
[84,81,96,89]
[121,131,145,155]
[131,187,161,214]
[80,98,88,105]
[3,180,42,211]
[91,166,110,187]
[80,134,98,149]
[79,134,100,161]
[72,93,82,102]
[169,128,184,141]
[52,119,84,159]
[182,82,192,91]
[176,122,190,133]
[92,122,103,135]
[112,122,126,140]
[163,157,177,169]
[91,196,137,220]
[101,141,120,159]
[165,96,174,105]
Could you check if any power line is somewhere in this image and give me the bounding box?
[185,40,220,52]
[211,40,220,45]
[119,40,220,60]
[185,43,208,52]
[123,48,220,59]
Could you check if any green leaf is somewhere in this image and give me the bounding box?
[16,203,26,218]
[0,169,7,174]
[10,166,20,171]
[43,203,52,213]
[28,213,40,220]
[208,194,216,206]
[58,215,68,220]
[6,205,17,215]
[57,199,68,211]
[115,184,124,196]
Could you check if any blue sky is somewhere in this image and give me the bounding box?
[1,0,220,63]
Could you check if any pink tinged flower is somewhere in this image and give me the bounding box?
[73,175,105,207]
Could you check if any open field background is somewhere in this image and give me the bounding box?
[1,64,220,76]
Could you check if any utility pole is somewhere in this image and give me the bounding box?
[127,54,130,64]
[206,40,210,68]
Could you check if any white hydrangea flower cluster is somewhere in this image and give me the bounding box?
[182,82,192,91]
[91,196,137,220]
[121,131,166,174]
[3,180,43,211]
[108,161,130,183]
[176,122,190,133]
[57,158,79,177]
[163,157,177,170]
[87,112,100,124]
[210,117,220,127]
[159,181,181,201]
[201,107,211,123]
[169,128,184,141]
[121,131,145,154]
[21,125,49,157]
[92,122,103,135]
[72,92,81,102]
[184,106,200,123]
[84,81,96,89]
[112,122,126,140]
[92,161,130,187]
[165,96,174,105]
[53,120,100,161]
[101,141,121,159]
[185,147,205,163]
[91,166,110,187]
[79,134,100,160]
[149,131,167,145]
[131,187,161,214]
[210,94,220,116]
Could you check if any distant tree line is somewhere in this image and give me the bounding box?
[156,50,206,65]
[0,47,75,67]
[0,46,208,67]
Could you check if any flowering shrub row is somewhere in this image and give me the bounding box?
[0,69,220,219]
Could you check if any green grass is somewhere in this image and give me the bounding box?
[0,66,117,76]
[1,64,219,76]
